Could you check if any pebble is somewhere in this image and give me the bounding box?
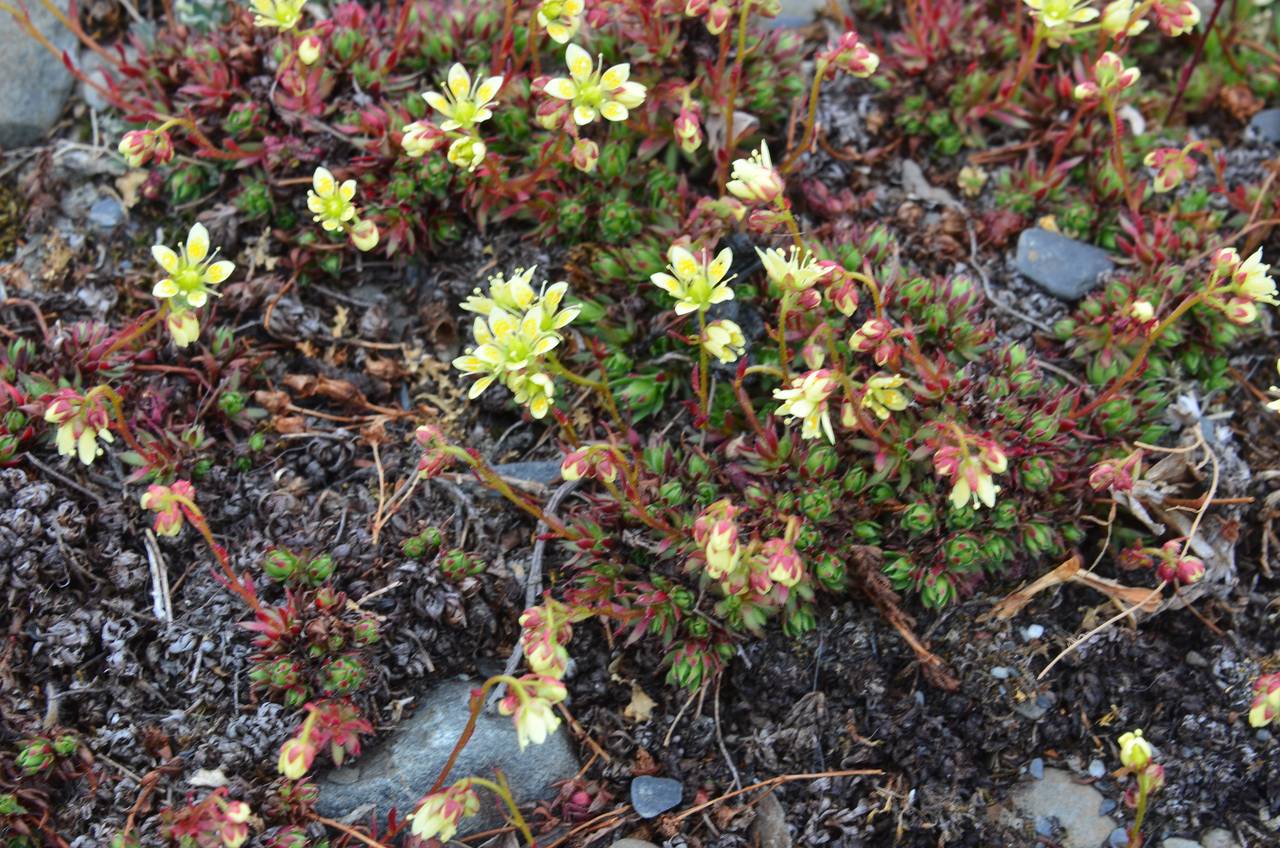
[1088,759,1106,779]
[312,678,577,833]
[611,840,660,848]
[0,1,77,147]
[991,666,1011,680]
[750,791,791,848]
[87,197,125,232]
[1015,228,1115,300]
[1256,729,1272,743]
[1110,827,1132,847]
[631,776,683,818]
[1202,827,1242,848]
[1022,624,1045,641]
[1014,699,1048,721]
[1162,839,1202,848]
[1029,758,1045,780]
[1099,798,1117,816]
[1010,768,1115,848]
[1185,650,1209,669]
[1247,108,1280,145]
[491,460,563,487]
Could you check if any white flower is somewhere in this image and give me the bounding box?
[151,223,234,310]
[544,44,647,125]
[726,142,784,204]
[423,64,504,132]
[756,245,834,291]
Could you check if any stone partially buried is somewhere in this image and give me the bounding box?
[0,2,78,148]
[1015,228,1115,301]
[312,678,577,831]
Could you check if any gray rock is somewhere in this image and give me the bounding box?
[1247,108,1280,145]
[751,791,791,848]
[1185,650,1209,669]
[611,841,661,848]
[493,461,563,487]
[991,666,1011,680]
[312,679,577,831]
[1162,839,1202,848]
[0,1,78,148]
[1088,759,1106,779]
[631,776,683,818]
[1015,229,1115,301]
[901,159,961,209]
[1201,828,1241,848]
[1099,798,1117,816]
[87,197,124,232]
[1022,624,1045,642]
[1110,828,1131,847]
[1028,758,1044,780]
[770,0,825,27]
[1013,699,1047,721]
[1011,768,1115,848]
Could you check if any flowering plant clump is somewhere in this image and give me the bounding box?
[9,0,1280,842]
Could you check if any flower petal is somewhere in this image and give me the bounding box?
[565,43,592,82]
[313,166,335,195]
[205,260,235,284]
[339,180,357,202]
[476,76,504,104]
[423,90,451,116]
[187,290,208,308]
[573,105,597,125]
[186,222,210,262]
[600,101,629,122]
[447,63,471,98]
[544,78,577,100]
[601,63,629,88]
[153,278,178,298]
[151,244,179,273]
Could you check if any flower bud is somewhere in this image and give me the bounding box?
[674,104,703,154]
[1249,672,1280,728]
[571,138,599,173]
[402,120,446,157]
[1117,729,1153,771]
[726,142,784,204]
[350,218,379,252]
[818,31,880,78]
[298,35,322,65]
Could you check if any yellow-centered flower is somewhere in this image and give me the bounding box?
[250,0,306,30]
[544,43,647,125]
[1023,0,1098,29]
[650,244,735,315]
[774,370,838,443]
[151,223,234,310]
[537,0,585,44]
[756,245,834,291]
[423,64,503,133]
[861,373,909,420]
[702,319,746,363]
[307,167,358,232]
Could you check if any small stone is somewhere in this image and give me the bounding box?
[751,791,791,848]
[1110,827,1131,847]
[991,666,1011,680]
[631,776,683,818]
[1029,758,1045,780]
[1201,827,1242,848]
[0,1,78,147]
[87,197,125,232]
[1257,729,1273,743]
[1099,798,1117,816]
[312,679,577,833]
[1022,624,1045,641]
[1185,651,1209,669]
[1034,816,1055,837]
[611,840,661,848]
[1011,768,1115,848]
[1161,839,1202,848]
[1247,108,1280,144]
[492,461,563,487]
[1014,700,1047,721]
[1015,228,1115,300]
[1088,759,1106,779]
[769,0,825,27]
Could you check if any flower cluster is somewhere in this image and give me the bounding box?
[1143,142,1204,193]
[693,499,743,582]
[306,167,379,251]
[932,435,1009,510]
[1204,247,1277,325]
[817,31,880,78]
[1088,450,1143,493]
[117,128,174,167]
[43,389,113,466]
[545,44,647,126]
[1152,539,1206,586]
[416,63,505,171]
[1100,0,1149,37]
[1249,673,1280,728]
[140,481,198,536]
[151,223,236,347]
[452,266,580,419]
[536,0,585,44]
[685,0,733,35]
[757,246,834,293]
[703,319,746,363]
[160,790,253,848]
[409,779,481,843]
[1073,51,1140,103]
[774,370,838,442]
[276,700,372,779]
[1152,0,1200,37]
[727,142,785,204]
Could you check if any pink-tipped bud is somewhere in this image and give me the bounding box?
[571,138,599,173]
